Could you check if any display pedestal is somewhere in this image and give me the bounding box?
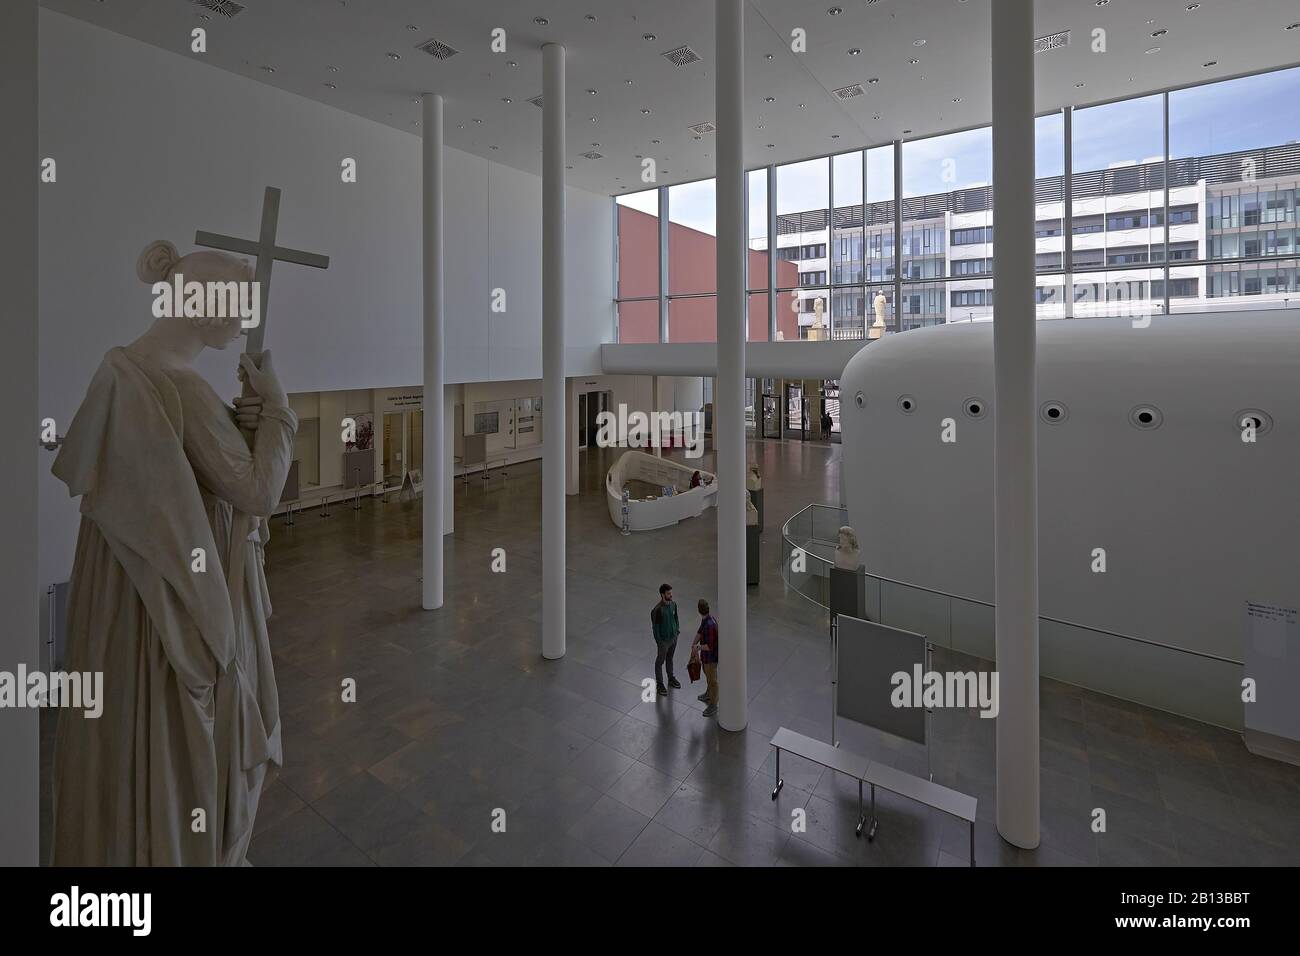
[746,524,760,586]
[829,566,862,622]
[750,488,764,531]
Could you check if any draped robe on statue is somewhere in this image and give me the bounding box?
[51,346,297,865]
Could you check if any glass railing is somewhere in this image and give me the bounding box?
[780,503,1244,730]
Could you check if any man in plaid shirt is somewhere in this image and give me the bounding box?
[692,599,720,718]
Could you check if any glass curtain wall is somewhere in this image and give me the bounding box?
[613,64,1300,341]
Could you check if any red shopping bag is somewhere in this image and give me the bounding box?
[687,646,702,683]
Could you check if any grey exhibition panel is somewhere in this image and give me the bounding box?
[836,615,928,745]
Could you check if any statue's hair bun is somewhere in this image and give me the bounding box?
[136,239,180,283]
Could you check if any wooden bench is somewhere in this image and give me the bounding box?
[770,726,979,866]
[770,728,871,837]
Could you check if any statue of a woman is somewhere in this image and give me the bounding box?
[834,525,861,571]
[50,240,297,865]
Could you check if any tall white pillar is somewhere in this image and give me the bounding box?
[542,43,567,660]
[715,0,748,731]
[0,0,38,866]
[421,93,446,610]
[991,0,1040,849]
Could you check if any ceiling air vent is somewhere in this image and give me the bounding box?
[416,37,460,61]
[527,95,545,108]
[688,121,716,135]
[1034,30,1071,54]
[190,0,245,18]
[662,45,703,68]
[832,83,866,100]
[580,151,604,160]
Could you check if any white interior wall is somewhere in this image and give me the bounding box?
[37,10,614,587]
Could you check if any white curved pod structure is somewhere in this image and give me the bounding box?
[606,451,717,532]
[838,312,1300,728]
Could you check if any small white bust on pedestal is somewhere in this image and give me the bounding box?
[746,492,759,526]
[746,465,762,492]
[834,525,861,571]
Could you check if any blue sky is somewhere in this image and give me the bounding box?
[620,65,1300,236]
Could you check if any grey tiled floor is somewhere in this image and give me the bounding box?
[42,440,1300,866]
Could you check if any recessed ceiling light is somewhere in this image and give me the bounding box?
[756,124,765,130]
[848,48,862,55]
[625,78,634,85]
[534,17,549,26]
[1096,0,1108,6]
[1151,29,1167,37]
[1203,60,1217,67]
[502,97,512,103]
[828,6,843,14]
[406,24,418,31]
[765,96,775,103]
[765,54,774,60]
[908,57,919,64]
[590,116,598,122]
[766,143,775,148]
[473,118,482,124]
[386,52,401,60]
[953,97,962,102]
[798,103,806,109]
[585,14,597,22]
[872,113,881,120]
[458,124,465,129]
[643,33,656,41]
[831,134,840,139]
[867,77,879,84]
[693,135,702,141]
[913,39,926,46]
[641,108,652,114]
[591,142,600,147]
[323,82,336,89]
[1186,3,1200,9]
[1145,46,1161,54]
[651,139,660,144]
[587,88,597,95]
[197,14,210,21]
[491,145,499,150]
[507,60,517,67]
[261,65,275,73]
[327,65,339,72]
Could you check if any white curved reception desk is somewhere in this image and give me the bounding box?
[606,451,717,532]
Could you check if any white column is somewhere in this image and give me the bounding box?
[566,377,579,495]
[542,43,567,660]
[0,0,38,866]
[992,0,1040,849]
[421,93,445,610]
[716,0,748,731]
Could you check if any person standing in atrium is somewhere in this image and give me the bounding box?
[651,583,681,696]
[693,599,720,718]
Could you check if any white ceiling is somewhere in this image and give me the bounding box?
[43,0,1300,195]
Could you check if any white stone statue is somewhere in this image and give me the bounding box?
[869,292,888,340]
[834,525,861,571]
[49,239,298,865]
[746,491,759,526]
[746,465,762,492]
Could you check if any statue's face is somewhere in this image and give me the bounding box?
[177,251,254,350]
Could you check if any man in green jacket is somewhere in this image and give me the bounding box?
[651,583,681,696]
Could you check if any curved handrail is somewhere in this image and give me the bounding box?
[780,502,1242,667]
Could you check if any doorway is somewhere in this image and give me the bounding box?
[580,390,611,449]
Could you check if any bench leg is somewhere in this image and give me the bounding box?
[969,821,976,868]
[866,783,878,841]
[855,779,865,837]
[771,749,783,800]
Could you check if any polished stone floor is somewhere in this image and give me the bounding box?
[42,439,1300,866]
